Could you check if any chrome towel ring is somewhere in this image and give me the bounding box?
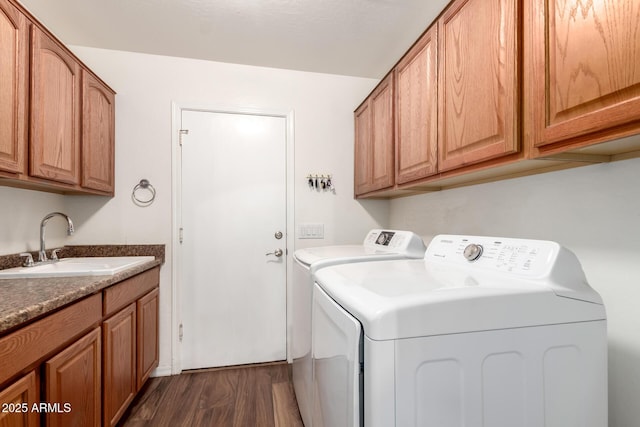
[132,179,156,206]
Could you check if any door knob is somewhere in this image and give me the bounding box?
[266,249,283,257]
[274,231,283,239]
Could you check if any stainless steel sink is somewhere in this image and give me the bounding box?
[0,256,155,278]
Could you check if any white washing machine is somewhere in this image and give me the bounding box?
[312,234,607,427]
[293,230,426,427]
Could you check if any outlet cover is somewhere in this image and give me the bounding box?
[298,223,324,239]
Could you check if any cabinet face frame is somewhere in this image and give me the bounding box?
[437,0,520,171]
[528,0,640,151]
[395,26,439,185]
[0,0,28,175]
[29,26,81,185]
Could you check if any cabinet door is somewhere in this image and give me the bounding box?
[45,327,101,427]
[354,74,395,197]
[103,303,136,427]
[0,371,39,427]
[395,26,438,185]
[354,101,372,195]
[0,0,28,175]
[528,0,640,150]
[136,288,159,390]
[438,0,519,171]
[30,26,81,185]
[82,70,115,193]
[369,74,395,192]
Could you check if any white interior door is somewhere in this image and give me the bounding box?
[180,109,287,370]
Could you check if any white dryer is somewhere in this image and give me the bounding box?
[292,230,426,427]
[312,234,607,427]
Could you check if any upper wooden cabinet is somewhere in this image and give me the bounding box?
[354,100,372,195]
[395,26,438,185]
[0,0,115,195]
[354,0,640,198]
[0,0,28,175]
[527,0,640,153]
[437,0,520,171]
[30,26,81,185]
[82,70,115,194]
[354,73,395,196]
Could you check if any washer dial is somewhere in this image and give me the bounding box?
[463,243,483,262]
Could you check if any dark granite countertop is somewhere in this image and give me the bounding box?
[0,245,164,335]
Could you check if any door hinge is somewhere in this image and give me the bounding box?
[179,323,183,342]
[179,129,189,146]
[179,227,184,244]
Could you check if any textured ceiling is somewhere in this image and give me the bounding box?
[17,0,450,78]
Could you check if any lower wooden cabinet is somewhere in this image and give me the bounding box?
[102,303,137,427]
[0,371,39,427]
[103,283,160,427]
[137,288,159,389]
[0,267,160,427]
[45,328,101,427]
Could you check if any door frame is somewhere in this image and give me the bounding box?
[170,102,295,374]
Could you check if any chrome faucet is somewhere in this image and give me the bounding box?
[39,212,74,262]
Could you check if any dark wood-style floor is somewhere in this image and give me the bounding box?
[119,362,304,427]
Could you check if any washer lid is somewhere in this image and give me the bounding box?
[314,258,606,341]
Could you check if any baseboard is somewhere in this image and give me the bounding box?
[151,365,173,377]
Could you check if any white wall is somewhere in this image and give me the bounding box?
[0,187,67,255]
[389,157,640,427]
[55,46,389,374]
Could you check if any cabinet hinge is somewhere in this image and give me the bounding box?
[179,129,189,146]
[179,323,183,342]
[179,227,184,244]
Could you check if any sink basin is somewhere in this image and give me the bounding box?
[0,256,156,278]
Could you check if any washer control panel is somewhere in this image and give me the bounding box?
[425,234,601,303]
[426,234,562,278]
[363,229,426,256]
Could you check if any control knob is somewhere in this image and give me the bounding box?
[463,243,483,262]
